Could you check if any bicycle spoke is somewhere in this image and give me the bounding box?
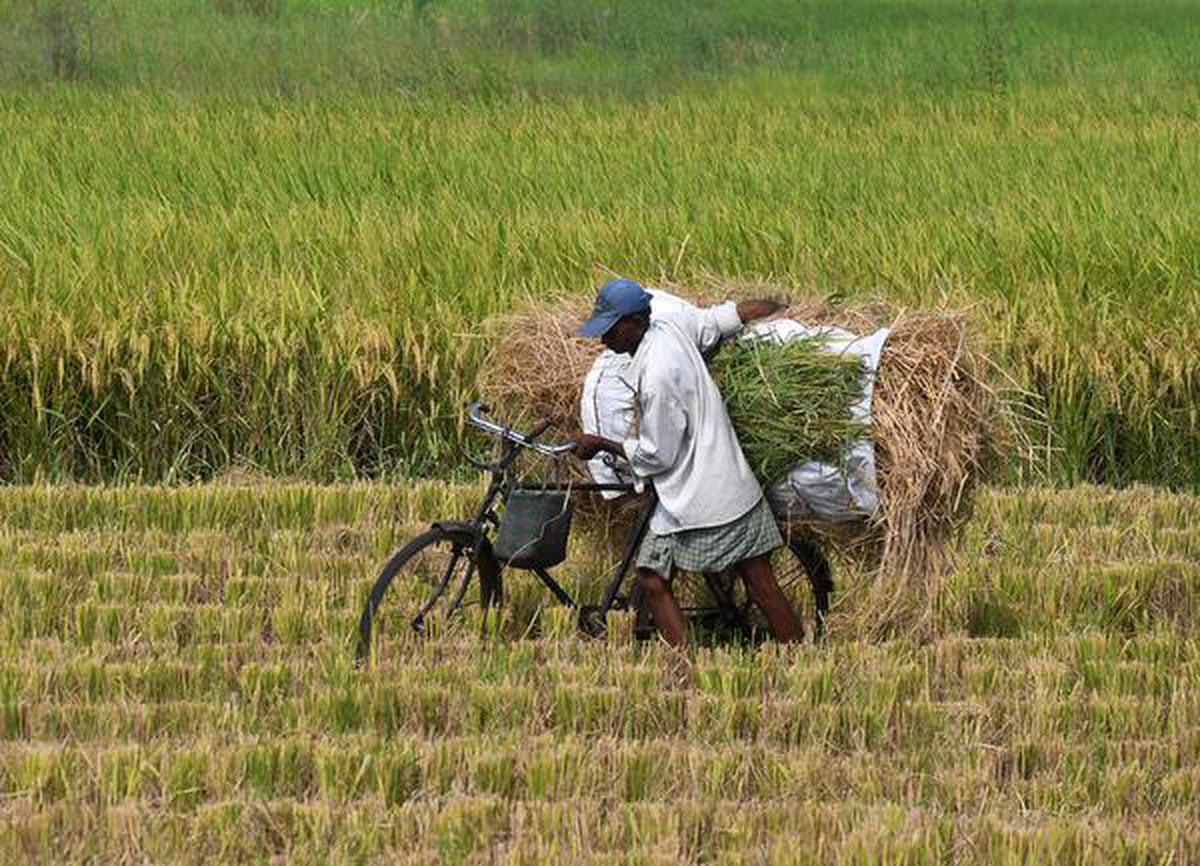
[702,572,746,630]
[411,546,464,631]
[445,554,479,616]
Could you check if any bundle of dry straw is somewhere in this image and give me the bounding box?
[478,279,1008,636]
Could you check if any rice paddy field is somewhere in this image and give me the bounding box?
[0,0,1197,485]
[2,1,1199,863]
[0,482,1198,863]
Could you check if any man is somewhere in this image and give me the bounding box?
[572,278,805,646]
[579,287,747,494]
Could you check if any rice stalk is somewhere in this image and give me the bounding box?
[709,335,868,486]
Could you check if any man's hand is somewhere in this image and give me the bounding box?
[735,298,788,324]
[572,433,623,461]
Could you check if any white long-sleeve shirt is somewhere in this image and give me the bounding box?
[618,303,763,534]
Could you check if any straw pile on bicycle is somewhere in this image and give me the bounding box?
[477,276,1017,637]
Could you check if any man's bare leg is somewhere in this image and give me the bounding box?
[735,554,804,643]
[637,567,687,647]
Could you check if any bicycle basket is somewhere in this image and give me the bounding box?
[493,489,574,569]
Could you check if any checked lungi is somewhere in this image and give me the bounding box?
[636,496,782,577]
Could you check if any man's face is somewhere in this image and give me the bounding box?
[601,314,647,356]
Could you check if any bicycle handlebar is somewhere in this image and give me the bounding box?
[467,402,577,457]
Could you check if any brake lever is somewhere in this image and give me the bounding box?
[463,452,497,473]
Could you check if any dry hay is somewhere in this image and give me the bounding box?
[478,297,597,432]
[478,279,1011,639]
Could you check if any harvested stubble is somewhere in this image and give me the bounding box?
[478,283,1005,637]
[3,482,1200,863]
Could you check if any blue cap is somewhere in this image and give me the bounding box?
[577,279,652,338]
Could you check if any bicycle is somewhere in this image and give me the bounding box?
[356,403,834,661]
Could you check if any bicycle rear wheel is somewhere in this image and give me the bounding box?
[664,539,833,643]
[357,524,502,662]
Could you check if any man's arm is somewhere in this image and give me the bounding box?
[574,387,687,476]
[573,433,625,462]
[669,297,788,354]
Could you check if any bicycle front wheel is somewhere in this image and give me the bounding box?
[357,524,502,662]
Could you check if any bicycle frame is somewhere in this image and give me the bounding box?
[457,402,654,621]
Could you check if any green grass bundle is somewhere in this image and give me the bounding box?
[710,336,868,486]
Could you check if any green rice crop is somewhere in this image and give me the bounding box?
[0,0,1196,489]
[711,336,867,485]
[1,481,1198,862]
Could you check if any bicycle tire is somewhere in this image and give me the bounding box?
[732,538,834,641]
[356,523,502,663]
[637,539,833,643]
